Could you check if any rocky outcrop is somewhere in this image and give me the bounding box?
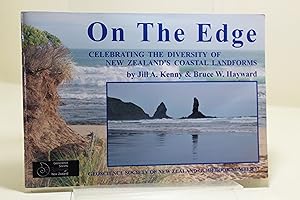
[107,97,150,120]
[107,97,209,120]
[187,97,206,118]
[23,25,88,187]
[152,102,171,119]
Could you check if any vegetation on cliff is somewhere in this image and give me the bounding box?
[22,25,88,187]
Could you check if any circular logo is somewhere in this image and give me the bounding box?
[36,162,50,177]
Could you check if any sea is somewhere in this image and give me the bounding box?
[58,49,266,125]
[58,49,265,166]
[107,117,259,166]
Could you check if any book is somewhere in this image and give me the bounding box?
[22,12,267,190]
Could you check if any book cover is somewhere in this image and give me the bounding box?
[22,12,267,189]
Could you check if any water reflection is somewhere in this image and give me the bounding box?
[108,130,258,166]
[157,133,166,146]
[192,134,199,158]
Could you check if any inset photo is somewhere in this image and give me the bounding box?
[107,81,259,166]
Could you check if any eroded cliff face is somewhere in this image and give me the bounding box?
[23,45,87,187]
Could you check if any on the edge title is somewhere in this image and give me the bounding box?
[87,22,257,49]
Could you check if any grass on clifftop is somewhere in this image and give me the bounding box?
[22,24,73,82]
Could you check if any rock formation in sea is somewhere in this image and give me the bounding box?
[152,102,171,119]
[107,97,151,120]
[187,97,206,118]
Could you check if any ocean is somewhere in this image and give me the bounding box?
[58,49,266,125]
[57,49,265,165]
[107,117,259,166]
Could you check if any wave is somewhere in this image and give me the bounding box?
[128,117,258,124]
[72,64,180,85]
[108,117,258,134]
[258,84,266,98]
[57,63,266,124]
[63,64,265,87]
[59,93,106,100]
[58,64,180,100]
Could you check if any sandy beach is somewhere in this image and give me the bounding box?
[259,128,267,156]
[70,125,107,139]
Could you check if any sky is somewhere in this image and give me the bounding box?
[107,82,257,118]
[22,12,264,50]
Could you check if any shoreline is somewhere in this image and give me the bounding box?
[70,124,106,139]
[70,124,267,157]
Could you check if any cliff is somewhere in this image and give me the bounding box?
[152,102,171,119]
[107,97,150,120]
[22,25,88,187]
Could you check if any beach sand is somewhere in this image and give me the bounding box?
[70,125,106,139]
[259,128,267,156]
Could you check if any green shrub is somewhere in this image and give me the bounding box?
[22,24,62,48]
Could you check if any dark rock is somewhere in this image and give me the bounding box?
[152,102,171,119]
[107,97,150,120]
[187,97,206,118]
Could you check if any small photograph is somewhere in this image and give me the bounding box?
[107,81,259,166]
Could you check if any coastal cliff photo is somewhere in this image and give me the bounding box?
[107,82,259,166]
[22,24,106,187]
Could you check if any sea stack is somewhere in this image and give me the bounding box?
[187,97,206,118]
[152,102,171,119]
